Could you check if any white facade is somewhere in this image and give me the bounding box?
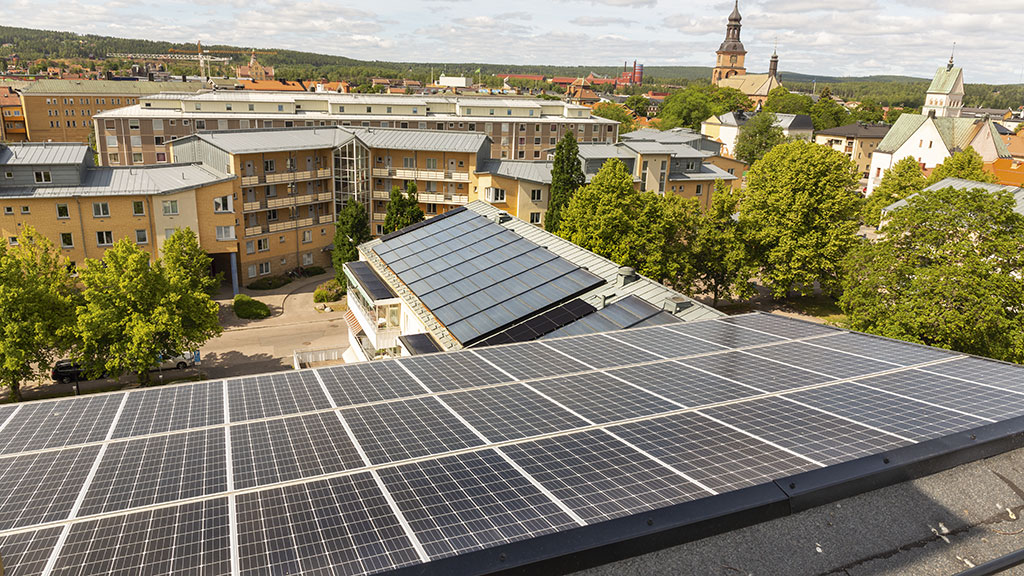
[921,69,965,119]
[866,119,948,194]
[438,75,472,88]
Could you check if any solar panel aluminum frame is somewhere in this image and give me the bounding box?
[386,415,1024,576]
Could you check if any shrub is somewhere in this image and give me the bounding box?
[246,275,291,290]
[314,279,346,303]
[233,294,270,319]
[303,265,326,276]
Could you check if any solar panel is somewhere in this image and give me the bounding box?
[607,412,820,493]
[782,383,990,441]
[230,412,365,490]
[442,384,589,442]
[529,372,679,424]
[0,394,124,455]
[318,362,428,406]
[111,380,224,439]
[79,428,226,516]
[0,527,63,576]
[376,450,579,559]
[0,446,100,530]
[679,351,836,393]
[2,313,1024,576]
[341,397,484,465]
[227,371,331,423]
[235,472,421,575]
[50,497,231,575]
[501,429,708,523]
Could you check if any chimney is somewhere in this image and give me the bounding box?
[601,294,613,308]
[662,295,693,314]
[616,266,638,287]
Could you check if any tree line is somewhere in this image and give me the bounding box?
[0,228,222,401]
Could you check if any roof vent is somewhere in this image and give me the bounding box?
[616,266,638,287]
[662,295,693,314]
[491,211,512,225]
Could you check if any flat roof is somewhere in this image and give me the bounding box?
[18,79,204,95]
[0,143,91,165]
[0,163,234,198]
[179,126,355,154]
[351,127,489,153]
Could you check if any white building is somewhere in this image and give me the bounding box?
[701,111,813,158]
[438,75,472,89]
[921,58,965,119]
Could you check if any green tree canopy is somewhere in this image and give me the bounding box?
[545,132,585,233]
[734,111,787,166]
[924,146,998,186]
[851,98,884,123]
[161,228,222,351]
[623,94,651,117]
[657,83,751,130]
[0,227,79,401]
[840,184,1024,363]
[810,91,852,131]
[591,102,635,135]
[693,181,755,306]
[740,140,861,298]
[763,86,812,115]
[383,181,424,234]
[557,158,700,284]
[861,156,925,227]
[333,200,372,286]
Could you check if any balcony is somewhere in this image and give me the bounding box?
[244,225,265,236]
[243,194,334,212]
[319,214,335,224]
[417,193,468,205]
[372,212,387,222]
[240,168,332,187]
[370,167,470,182]
[267,220,295,232]
[372,190,390,200]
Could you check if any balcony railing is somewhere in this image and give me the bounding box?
[417,193,468,205]
[244,226,264,236]
[372,190,390,200]
[319,214,335,224]
[240,168,331,187]
[370,167,470,182]
[243,194,333,213]
[372,212,387,222]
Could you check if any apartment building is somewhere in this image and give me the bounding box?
[701,111,813,158]
[18,79,204,144]
[1,86,28,142]
[92,91,618,167]
[0,142,234,271]
[343,201,722,361]
[814,122,890,179]
[473,161,554,226]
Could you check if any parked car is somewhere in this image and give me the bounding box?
[51,360,105,383]
[153,352,197,371]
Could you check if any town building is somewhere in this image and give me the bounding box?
[235,51,275,81]
[92,91,617,167]
[0,141,234,271]
[0,85,27,142]
[565,78,600,106]
[16,79,204,144]
[921,57,964,118]
[342,201,722,361]
[701,110,813,157]
[711,1,783,107]
[813,122,891,179]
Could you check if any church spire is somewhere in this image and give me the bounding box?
[947,42,956,71]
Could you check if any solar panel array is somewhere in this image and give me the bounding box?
[372,208,604,344]
[2,313,1024,576]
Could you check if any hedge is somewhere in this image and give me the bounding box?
[247,275,291,290]
[314,279,346,303]
[233,294,271,319]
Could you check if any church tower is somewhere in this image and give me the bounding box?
[712,1,747,85]
[921,53,964,118]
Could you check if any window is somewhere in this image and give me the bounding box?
[156,152,167,162]
[485,187,506,203]
[279,235,286,244]
[34,171,52,184]
[257,238,269,252]
[53,203,70,219]
[247,264,258,278]
[529,212,541,224]
[108,153,120,164]
[264,160,275,173]
[213,196,233,213]
[195,120,206,130]
[277,105,284,112]
[267,209,278,222]
[425,158,438,170]
[165,228,177,240]
[403,157,415,169]
[215,226,235,241]
[93,202,110,217]
[194,103,202,110]
[426,203,437,214]
[8,237,17,246]
[302,230,312,243]
[132,153,143,163]
[246,240,255,254]
[162,200,179,216]
[130,136,142,148]
[302,252,314,266]
[3,171,11,179]
[225,103,232,111]
[96,231,113,246]
[531,189,542,202]
[218,120,228,130]
[259,262,271,275]
[19,205,29,215]
[266,185,277,198]
[60,233,73,248]
[3,207,11,215]
[727,168,735,175]
[154,136,164,146]
[128,119,139,130]
[152,119,162,130]
[696,184,703,195]
[135,229,148,244]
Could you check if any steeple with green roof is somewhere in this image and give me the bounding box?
[922,53,964,118]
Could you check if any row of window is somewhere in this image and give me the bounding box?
[45,97,131,106]
[1,196,232,219]
[246,253,315,279]
[6,224,237,251]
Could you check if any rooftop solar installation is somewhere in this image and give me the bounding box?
[371,208,604,345]
[2,312,1024,575]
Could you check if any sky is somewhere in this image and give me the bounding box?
[3,0,1024,84]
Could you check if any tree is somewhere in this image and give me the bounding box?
[740,140,860,298]
[657,83,751,130]
[810,89,851,131]
[924,146,998,186]
[382,181,424,234]
[161,228,222,352]
[763,86,812,115]
[557,158,699,284]
[840,185,1024,363]
[734,111,786,165]
[0,228,79,401]
[591,102,635,135]
[693,181,755,306]
[333,200,372,286]
[623,94,651,117]
[861,156,925,227]
[851,99,884,123]
[545,132,585,233]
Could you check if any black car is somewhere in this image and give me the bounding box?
[51,360,104,383]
